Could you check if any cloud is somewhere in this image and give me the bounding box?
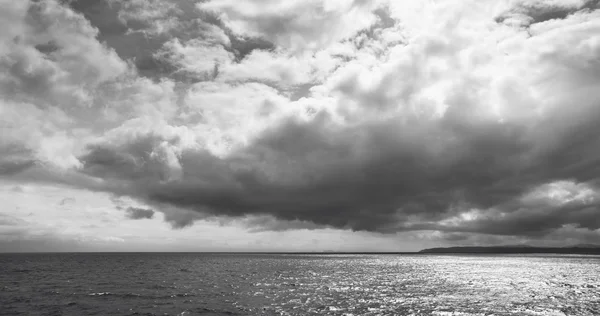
[3,0,600,247]
[69,0,275,82]
[125,207,155,220]
[0,0,127,104]
[0,0,129,171]
[110,0,181,35]
[495,0,599,26]
[242,215,324,233]
[156,38,233,81]
[59,197,75,206]
[75,0,600,238]
[74,103,600,236]
[199,0,384,51]
[217,48,342,90]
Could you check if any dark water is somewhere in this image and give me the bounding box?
[1,254,600,316]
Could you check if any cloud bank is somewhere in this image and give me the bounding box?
[125,207,155,220]
[2,0,600,246]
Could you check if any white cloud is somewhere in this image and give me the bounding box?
[199,0,384,51]
[0,0,129,170]
[522,181,599,206]
[183,82,293,155]
[158,38,233,76]
[219,50,317,86]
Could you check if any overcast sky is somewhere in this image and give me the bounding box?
[1,0,600,252]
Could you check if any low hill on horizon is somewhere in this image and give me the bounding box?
[419,245,600,255]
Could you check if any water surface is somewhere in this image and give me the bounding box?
[1,253,599,315]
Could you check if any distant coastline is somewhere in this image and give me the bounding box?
[419,245,600,255]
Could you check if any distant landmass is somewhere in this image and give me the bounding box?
[419,245,600,255]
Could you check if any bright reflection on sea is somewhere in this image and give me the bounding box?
[238,254,600,315]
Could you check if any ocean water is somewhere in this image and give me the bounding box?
[1,254,599,316]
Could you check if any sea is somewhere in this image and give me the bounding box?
[1,253,599,316]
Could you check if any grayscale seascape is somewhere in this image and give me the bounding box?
[2,253,600,316]
[3,0,600,315]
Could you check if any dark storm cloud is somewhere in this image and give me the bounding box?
[162,208,202,229]
[125,207,155,220]
[75,92,600,236]
[0,145,37,176]
[242,215,323,233]
[0,159,37,177]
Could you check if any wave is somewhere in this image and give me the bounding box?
[86,292,194,299]
[88,292,112,296]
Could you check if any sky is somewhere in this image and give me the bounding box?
[1,0,600,252]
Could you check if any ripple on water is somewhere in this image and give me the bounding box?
[1,254,600,315]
